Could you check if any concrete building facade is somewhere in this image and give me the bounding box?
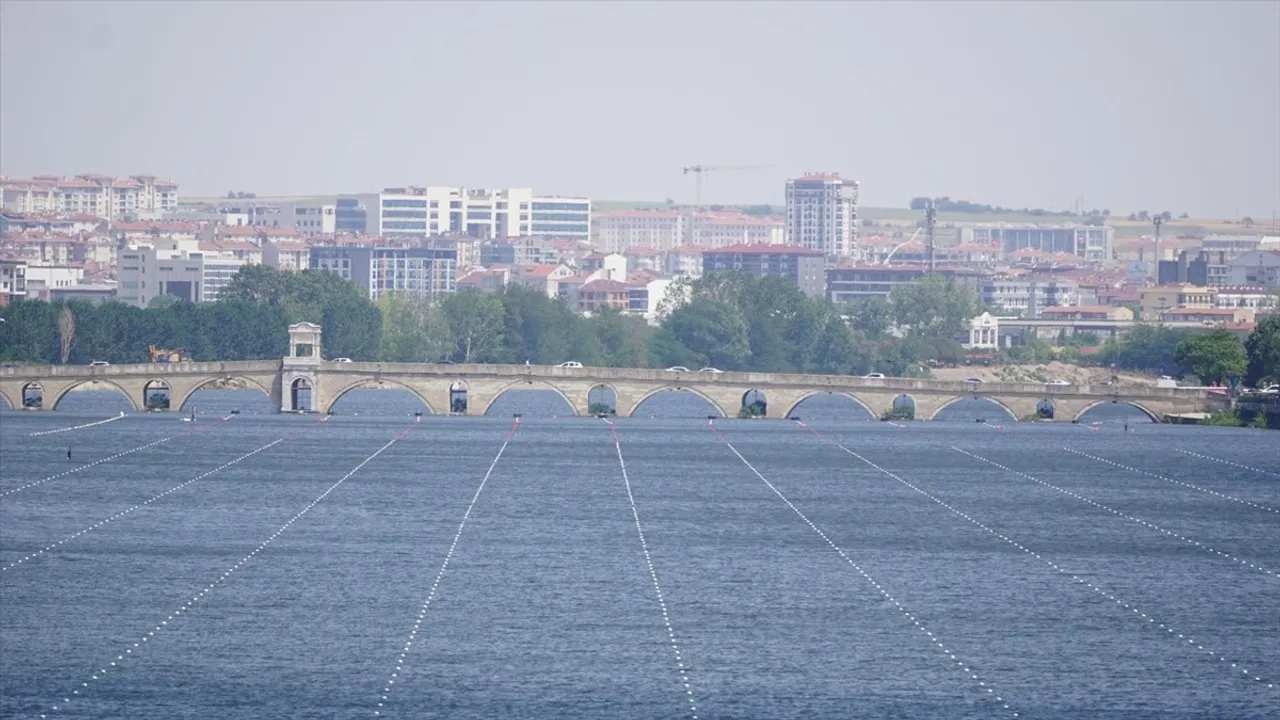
[310,245,458,300]
[1,174,178,219]
[785,173,858,258]
[702,244,826,297]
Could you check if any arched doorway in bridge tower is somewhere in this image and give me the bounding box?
[290,378,314,413]
[21,382,43,409]
[888,394,915,421]
[144,380,171,411]
[588,385,617,416]
[741,390,767,418]
[450,381,469,415]
[1035,398,1055,420]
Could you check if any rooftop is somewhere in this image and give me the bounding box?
[705,243,824,256]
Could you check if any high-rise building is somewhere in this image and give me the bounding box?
[785,173,859,258]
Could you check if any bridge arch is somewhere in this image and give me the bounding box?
[323,377,435,414]
[175,375,274,412]
[626,385,727,418]
[1072,399,1161,423]
[481,379,578,416]
[51,378,139,412]
[781,390,876,419]
[928,395,1019,422]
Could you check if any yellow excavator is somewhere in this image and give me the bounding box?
[149,345,192,363]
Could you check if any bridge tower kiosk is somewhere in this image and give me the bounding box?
[282,322,322,412]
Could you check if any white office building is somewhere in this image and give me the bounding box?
[334,186,590,240]
[785,173,859,258]
[116,237,248,307]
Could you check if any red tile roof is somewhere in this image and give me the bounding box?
[1040,305,1122,315]
[704,243,823,256]
[580,279,632,292]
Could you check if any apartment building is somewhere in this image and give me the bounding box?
[335,187,590,240]
[0,259,27,305]
[530,197,590,239]
[785,173,859,258]
[1227,250,1280,287]
[480,235,560,266]
[702,244,826,297]
[980,276,1080,318]
[309,245,457,300]
[116,243,245,307]
[592,210,684,252]
[622,247,661,273]
[825,266,988,304]
[1199,234,1275,285]
[955,223,1112,262]
[1138,284,1214,321]
[688,212,784,248]
[1039,305,1134,321]
[1,174,178,219]
[664,246,706,278]
[511,264,575,297]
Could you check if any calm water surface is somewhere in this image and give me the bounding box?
[1,389,1277,719]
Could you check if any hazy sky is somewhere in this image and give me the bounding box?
[2,1,1277,217]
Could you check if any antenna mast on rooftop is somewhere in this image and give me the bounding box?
[925,199,937,273]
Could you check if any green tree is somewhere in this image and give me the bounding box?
[1173,329,1247,385]
[378,293,452,363]
[889,275,979,338]
[591,307,650,367]
[846,297,893,338]
[443,290,506,362]
[664,299,751,369]
[1244,314,1280,387]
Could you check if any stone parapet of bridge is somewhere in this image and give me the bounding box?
[0,359,1229,422]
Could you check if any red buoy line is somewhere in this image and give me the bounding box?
[707,419,1022,718]
[373,417,520,717]
[793,420,1278,692]
[39,419,415,718]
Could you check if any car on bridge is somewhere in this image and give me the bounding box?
[862,372,885,379]
[331,357,353,363]
[559,361,583,368]
[1046,379,1071,386]
[90,360,110,367]
[699,367,723,373]
[666,366,690,372]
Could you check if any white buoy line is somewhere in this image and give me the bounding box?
[607,419,699,719]
[706,421,1020,717]
[952,447,1277,580]
[0,416,232,501]
[3,416,331,573]
[795,421,1277,691]
[373,417,520,717]
[1174,449,1280,479]
[26,411,127,437]
[1064,447,1280,515]
[39,421,415,718]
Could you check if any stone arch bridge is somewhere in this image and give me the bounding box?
[0,360,1227,422]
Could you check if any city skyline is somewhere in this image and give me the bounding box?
[1,2,1278,218]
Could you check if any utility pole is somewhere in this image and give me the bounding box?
[1152,214,1164,282]
[925,200,937,274]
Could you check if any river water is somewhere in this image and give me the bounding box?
[1,389,1277,719]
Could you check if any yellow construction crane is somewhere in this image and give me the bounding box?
[682,164,771,211]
